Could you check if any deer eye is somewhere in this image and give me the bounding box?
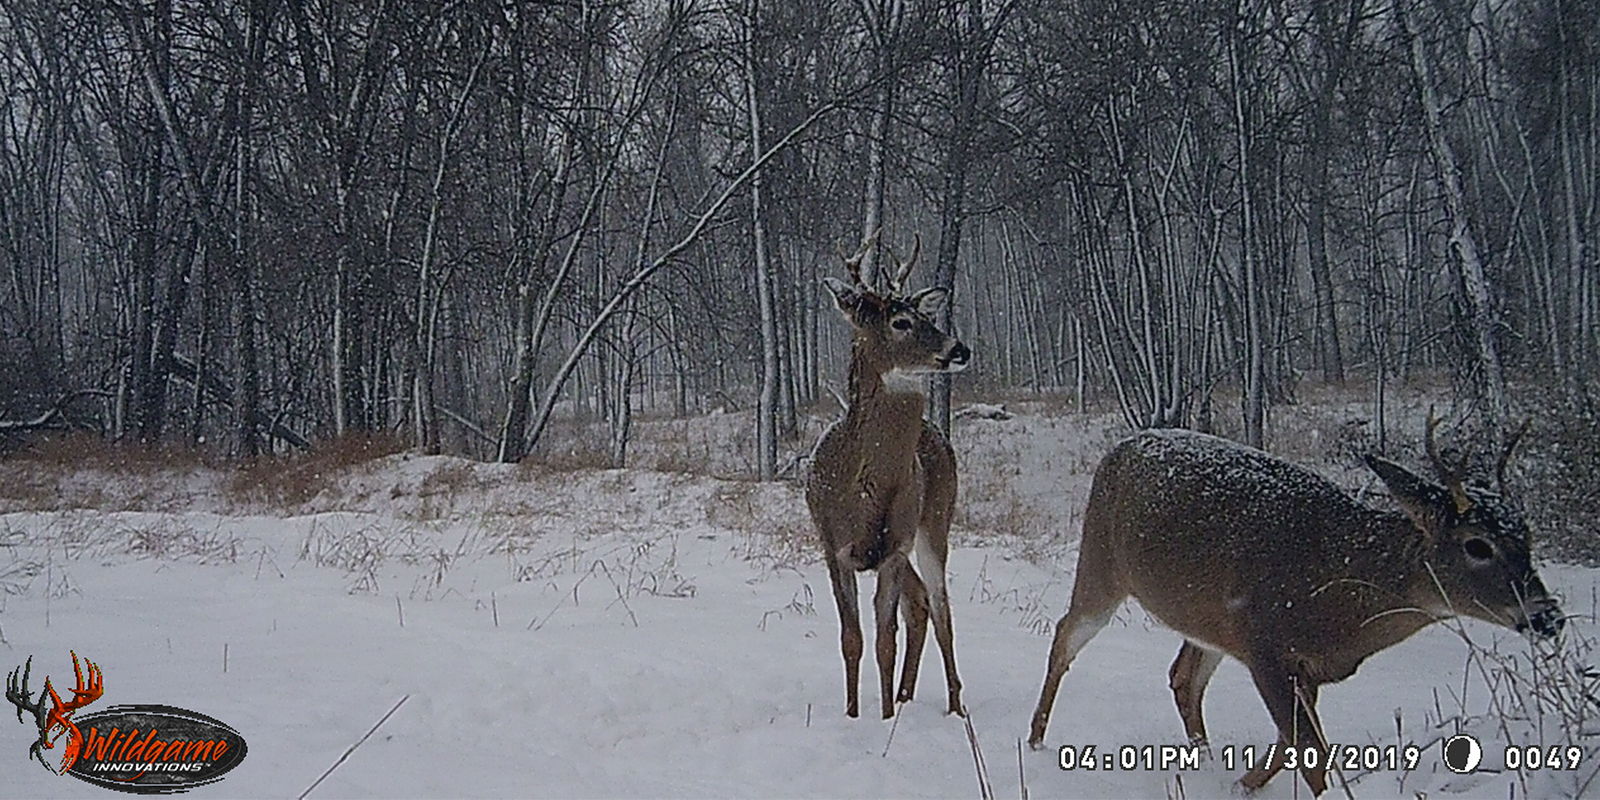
[891,318,912,331]
[1463,537,1494,561]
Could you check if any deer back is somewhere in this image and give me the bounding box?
[1087,430,1560,681]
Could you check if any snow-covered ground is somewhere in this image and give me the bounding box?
[2,405,1595,798]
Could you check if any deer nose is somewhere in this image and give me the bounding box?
[1524,602,1564,638]
[944,342,971,370]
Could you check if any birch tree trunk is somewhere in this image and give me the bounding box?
[929,0,1009,434]
[413,32,487,455]
[1400,0,1508,439]
[1230,3,1265,449]
[748,0,779,480]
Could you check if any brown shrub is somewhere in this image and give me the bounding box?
[518,446,610,474]
[1517,389,1600,565]
[9,431,212,471]
[226,432,405,509]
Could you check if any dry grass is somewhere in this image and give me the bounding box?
[0,433,216,511]
[0,463,57,510]
[0,512,249,606]
[647,435,718,476]
[118,516,244,564]
[518,446,612,474]
[704,480,814,574]
[294,515,484,596]
[9,431,214,471]
[1389,604,1600,799]
[225,432,405,508]
[965,552,1059,637]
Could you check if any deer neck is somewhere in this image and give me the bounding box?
[842,344,927,451]
[1341,511,1441,652]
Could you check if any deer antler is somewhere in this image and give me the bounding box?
[7,658,51,768]
[836,241,859,284]
[52,652,102,714]
[1424,408,1473,514]
[1494,419,1531,494]
[885,233,921,297]
[41,652,101,774]
[839,229,881,290]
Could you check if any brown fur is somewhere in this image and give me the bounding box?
[1027,428,1562,795]
[806,246,969,719]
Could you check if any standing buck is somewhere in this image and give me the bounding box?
[807,235,969,719]
[1027,416,1562,795]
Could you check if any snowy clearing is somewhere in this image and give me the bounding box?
[1,409,1596,798]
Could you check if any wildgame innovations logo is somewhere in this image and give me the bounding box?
[6,652,247,794]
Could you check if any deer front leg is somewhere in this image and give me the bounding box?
[1242,665,1328,795]
[825,554,863,718]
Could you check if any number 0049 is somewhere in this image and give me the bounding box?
[1504,745,1584,771]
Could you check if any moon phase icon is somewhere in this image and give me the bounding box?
[1443,734,1483,774]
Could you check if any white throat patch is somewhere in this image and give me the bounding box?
[881,368,929,396]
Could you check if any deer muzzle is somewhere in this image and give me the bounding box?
[1513,576,1564,638]
[1522,597,1564,639]
[941,342,971,372]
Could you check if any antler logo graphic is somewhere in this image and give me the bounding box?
[5,652,104,774]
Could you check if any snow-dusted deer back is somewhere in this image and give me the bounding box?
[1027,417,1562,795]
[805,233,970,720]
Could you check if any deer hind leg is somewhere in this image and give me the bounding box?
[1241,665,1328,795]
[1168,641,1224,750]
[915,528,963,715]
[1027,547,1125,748]
[824,553,864,718]
[873,552,912,718]
[896,566,930,704]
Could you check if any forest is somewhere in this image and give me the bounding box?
[0,0,1595,483]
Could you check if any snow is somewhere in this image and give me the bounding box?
[1,409,1595,798]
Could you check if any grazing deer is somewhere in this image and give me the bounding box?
[806,234,969,720]
[1027,415,1562,795]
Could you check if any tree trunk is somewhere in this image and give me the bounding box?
[748,0,778,480]
[1231,4,1265,448]
[413,35,487,455]
[930,0,1001,435]
[1400,0,1508,439]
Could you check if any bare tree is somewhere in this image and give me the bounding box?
[1398,0,1509,441]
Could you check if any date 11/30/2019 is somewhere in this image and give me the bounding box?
[1055,743,1424,773]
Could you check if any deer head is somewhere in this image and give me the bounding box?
[1367,412,1560,638]
[822,233,969,385]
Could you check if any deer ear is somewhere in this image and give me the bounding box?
[822,277,861,313]
[909,287,949,317]
[1365,454,1452,538]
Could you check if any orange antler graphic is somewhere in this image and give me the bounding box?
[5,652,103,774]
